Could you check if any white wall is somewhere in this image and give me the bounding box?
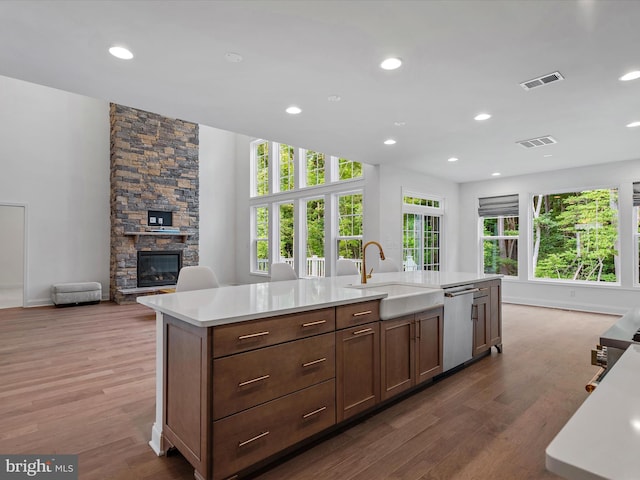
[0,75,111,306]
[459,158,640,314]
[0,75,241,305]
[199,125,238,285]
[373,164,461,272]
[0,205,25,288]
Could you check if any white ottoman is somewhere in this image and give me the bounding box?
[51,282,102,306]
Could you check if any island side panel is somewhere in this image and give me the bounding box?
[163,315,212,480]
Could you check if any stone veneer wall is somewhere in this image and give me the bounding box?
[110,104,199,303]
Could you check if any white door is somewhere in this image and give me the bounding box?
[0,204,25,308]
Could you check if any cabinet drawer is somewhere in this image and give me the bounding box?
[213,308,335,358]
[213,332,335,419]
[473,281,491,298]
[213,379,336,480]
[336,300,380,329]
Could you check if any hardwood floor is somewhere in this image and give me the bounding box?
[0,302,618,480]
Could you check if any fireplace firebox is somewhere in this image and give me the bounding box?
[137,251,182,287]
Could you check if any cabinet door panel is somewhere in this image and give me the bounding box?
[415,307,443,384]
[489,282,502,347]
[163,316,211,479]
[472,294,490,356]
[381,316,414,400]
[336,322,380,421]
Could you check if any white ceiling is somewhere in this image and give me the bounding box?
[0,0,639,183]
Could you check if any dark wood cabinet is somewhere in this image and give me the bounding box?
[336,321,380,421]
[213,332,335,420]
[381,307,443,401]
[415,307,444,384]
[213,379,335,480]
[472,289,490,356]
[381,315,414,400]
[472,280,502,357]
[161,281,499,479]
[163,317,212,480]
[489,281,502,349]
[335,300,380,329]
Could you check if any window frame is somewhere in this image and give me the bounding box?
[276,142,295,193]
[249,139,365,276]
[480,215,519,278]
[251,204,270,273]
[336,190,364,267]
[250,139,271,197]
[401,190,444,271]
[528,187,620,285]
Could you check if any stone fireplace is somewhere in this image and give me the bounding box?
[110,104,199,304]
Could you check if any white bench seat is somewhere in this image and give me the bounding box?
[51,282,102,306]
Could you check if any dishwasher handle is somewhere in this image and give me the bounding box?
[444,288,480,298]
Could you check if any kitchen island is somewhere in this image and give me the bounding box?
[546,344,640,479]
[138,271,501,480]
[546,309,640,480]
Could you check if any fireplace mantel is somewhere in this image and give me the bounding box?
[124,231,189,243]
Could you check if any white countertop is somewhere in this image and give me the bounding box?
[545,344,640,480]
[357,270,501,289]
[137,271,500,327]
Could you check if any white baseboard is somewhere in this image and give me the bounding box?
[503,295,628,315]
[24,298,53,308]
[149,423,165,456]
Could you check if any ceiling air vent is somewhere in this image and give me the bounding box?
[516,135,557,149]
[520,71,564,90]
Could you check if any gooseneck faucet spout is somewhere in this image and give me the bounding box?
[361,241,385,284]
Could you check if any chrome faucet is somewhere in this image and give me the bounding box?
[361,241,385,284]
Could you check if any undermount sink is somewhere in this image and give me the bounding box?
[346,282,444,320]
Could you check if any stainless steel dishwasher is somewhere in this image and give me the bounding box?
[442,285,478,372]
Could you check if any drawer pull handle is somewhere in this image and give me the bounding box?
[238,374,270,387]
[302,406,327,419]
[238,331,269,340]
[352,310,372,317]
[302,319,326,327]
[302,357,327,367]
[238,431,270,447]
[353,328,373,335]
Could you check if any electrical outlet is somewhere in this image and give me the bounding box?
[569,290,576,297]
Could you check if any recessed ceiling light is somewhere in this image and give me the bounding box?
[626,121,640,128]
[447,157,458,162]
[491,172,501,177]
[394,121,406,127]
[109,46,133,60]
[380,58,402,70]
[474,113,492,121]
[285,106,302,115]
[619,71,640,81]
[384,139,396,145]
[224,52,243,63]
[543,154,553,157]
[327,95,341,102]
